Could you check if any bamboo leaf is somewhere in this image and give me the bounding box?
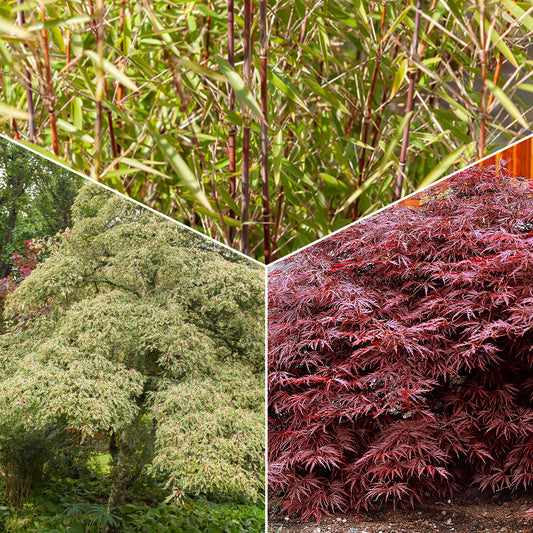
[517,83,533,92]
[439,93,471,122]
[14,139,68,166]
[317,17,329,75]
[85,50,138,92]
[500,0,533,33]
[342,173,380,208]
[321,173,351,192]
[0,17,32,40]
[11,0,55,12]
[0,40,15,69]
[0,103,29,122]
[27,15,92,31]
[417,143,471,190]
[177,57,226,83]
[119,157,176,180]
[56,119,94,144]
[215,55,265,124]
[218,188,241,217]
[382,5,411,42]
[390,58,408,99]
[486,80,528,128]
[272,130,283,188]
[376,112,414,173]
[270,69,309,111]
[196,4,226,22]
[151,131,213,212]
[195,205,241,227]
[474,12,518,68]
[71,98,83,130]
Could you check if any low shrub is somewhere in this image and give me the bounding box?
[0,468,265,532]
[0,498,264,533]
[268,166,533,519]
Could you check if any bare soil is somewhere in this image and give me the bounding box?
[268,489,533,533]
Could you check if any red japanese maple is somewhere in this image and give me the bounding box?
[268,166,533,520]
[0,240,44,312]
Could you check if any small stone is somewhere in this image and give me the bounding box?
[441,510,447,515]
[446,518,452,525]
[313,528,321,533]
[343,519,347,523]
[337,517,342,521]
[284,516,290,521]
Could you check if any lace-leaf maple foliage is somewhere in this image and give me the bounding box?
[0,184,265,525]
[268,166,533,520]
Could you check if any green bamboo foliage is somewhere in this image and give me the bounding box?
[0,0,532,261]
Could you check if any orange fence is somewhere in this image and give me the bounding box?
[477,137,533,179]
[401,137,533,207]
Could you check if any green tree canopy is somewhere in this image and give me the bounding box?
[0,184,265,530]
[0,138,83,277]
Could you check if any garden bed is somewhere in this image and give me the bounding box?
[269,489,533,533]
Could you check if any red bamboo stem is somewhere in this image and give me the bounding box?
[260,0,271,263]
[228,0,237,245]
[352,5,386,220]
[17,0,35,142]
[479,2,487,159]
[241,0,252,255]
[394,0,422,201]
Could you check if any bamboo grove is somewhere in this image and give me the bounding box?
[0,0,532,261]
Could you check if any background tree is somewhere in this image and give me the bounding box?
[0,138,82,276]
[0,138,83,329]
[268,165,533,520]
[0,184,265,531]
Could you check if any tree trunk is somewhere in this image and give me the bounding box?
[104,418,141,533]
[109,430,118,461]
[0,169,26,278]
